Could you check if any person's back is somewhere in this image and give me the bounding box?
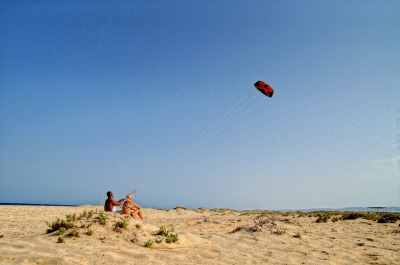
[104,191,123,212]
[122,194,145,219]
[121,200,133,214]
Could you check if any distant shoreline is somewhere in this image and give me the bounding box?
[0,203,399,212]
[0,202,78,207]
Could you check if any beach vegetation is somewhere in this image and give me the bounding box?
[166,233,179,243]
[315,215,329,223]
[155,236,164,244]
[98,211,108,225]
[341,212,378,221]
[86,228,93,236]
[196,207,209,213]
[239,210,273,216]
[144,239,154,247]
[48,218,74,233]
[87,210,94,219]
[69,228,79,237]
[331,216,341,222]
[153,225,179,244]
[293,232,301,238]
[211,208,236,213]
[274,229,287,235]
[377,214,399,223]
[158,225,170,236]
[174,206,188,210]
[79,211,88,219]
[115,219,129,228]
[66,213,77,222]
[58,227,66,235]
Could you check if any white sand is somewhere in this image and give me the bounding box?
[0,205,399,264]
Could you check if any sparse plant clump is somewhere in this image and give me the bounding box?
[196,207,209,213]
[293,232,302,238]
[211,208,234,213]
[48,210,95,234]
[377,214,399,223]
[79,211,88,220]
[58,227,66,235]
[153,225,179,245]
[48,218,74,233]
[155,236,164,244]
[87,228,93,236]
[166,233,179,243]
[174,206,188,210]
[274,229,287,235]
[87,210,94,219]
[115,219,129,228]
[69,228,79,237]
[341,212,378,221]
[66,213,77,222]
[239,210,273,216]
[158,225,169,236]
[145,239,154,247]
[247,225,263,232]
[316,216,329,223]
[98,211,108,225]
[230,216,276,234]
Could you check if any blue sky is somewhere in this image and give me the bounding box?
[1,0,399,209]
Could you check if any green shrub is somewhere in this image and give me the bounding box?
[377,214,399,223]
[66,213,77,222]
[58,227,66,235]
[293,232,301,238]
[341,212,378,221]
[166,233,179,243]
[87,228,93,236]
[274,229,286,235]
[158,225,169,236]
[48,218,74,233]
[98,211,108,225]
[145,239,154,247]
[69,228,79,237]
[87,210,94,219]
[115,219,129,228]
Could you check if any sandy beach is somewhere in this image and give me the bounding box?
[0,205,399,265]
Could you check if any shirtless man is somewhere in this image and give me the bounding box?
[104,191,124,212]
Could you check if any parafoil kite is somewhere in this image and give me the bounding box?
[254,80,274,98]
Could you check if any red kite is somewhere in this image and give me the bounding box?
[254,80,274,98]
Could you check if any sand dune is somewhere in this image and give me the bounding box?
[0,205,399,264]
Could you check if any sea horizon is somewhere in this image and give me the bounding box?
[1,202,399,212]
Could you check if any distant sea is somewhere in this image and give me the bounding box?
[0,203,78,207]
[275,206,400,213]
[1,203,399,212]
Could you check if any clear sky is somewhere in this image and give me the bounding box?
[1,0,399,210]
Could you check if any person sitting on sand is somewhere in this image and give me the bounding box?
[104,191,124,212]
[122,194,145,219]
